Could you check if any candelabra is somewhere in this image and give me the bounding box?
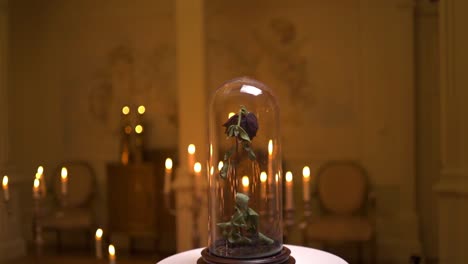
[163,167,206,248]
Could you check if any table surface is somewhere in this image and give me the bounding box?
[157,244,348,264]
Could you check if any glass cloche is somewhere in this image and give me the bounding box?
[205,77,285,261]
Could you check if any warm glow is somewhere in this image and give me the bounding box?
[285,171,293,182]
[2,175,8,188]
[108,244,115,256]
[34,178,40,188]
[228,112,235,118]
[275,173,279,182]
[260,172,267,183]
[303,166,310,178]
[210,166,214,175]
[137,105,146,114]
[194,162,202,173]
[95,228,103,239]
[188,144,196,154]
[165,158,173,170]
[209,144,213,157]
[135,125,143,134]
[242,176,250,188]
[218,161,224,171]
[124,125,132,134]
[268,140,273,155]
[61,167,68,180]
[122,106,130,115]
[37,166,44,175]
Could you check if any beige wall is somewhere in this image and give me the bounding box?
[6,0,440,262]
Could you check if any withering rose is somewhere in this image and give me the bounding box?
[223,112,258,140]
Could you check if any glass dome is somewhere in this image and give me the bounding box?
[207,77,283,259]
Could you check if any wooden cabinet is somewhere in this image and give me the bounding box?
[107,163,158,238]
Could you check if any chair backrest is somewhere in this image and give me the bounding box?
[53,161,95,208]
[316,161,368,215]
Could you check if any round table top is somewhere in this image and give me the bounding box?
[157,244,348,264]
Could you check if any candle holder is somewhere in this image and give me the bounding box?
[163,169,205,248]
[33,196,44,255]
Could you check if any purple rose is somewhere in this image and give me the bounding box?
[223,112,258,140]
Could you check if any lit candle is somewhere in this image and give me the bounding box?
[228,112,235,118]
[95,228,103,259]
[108,244,116,264]
[260,172,267,199]
[194,162,202,197]
[218,161,224,171]
[164,158,173,194]
[137,105,146,115]
[241,176,250,194]
[36,170,46,198]
[33,179,40,200]
[303,166,311,202]
[2,175,9,201]
[122,106,130,115]
[60,167,68,196]
[187,144,196,173]
[285,171,294,210]
[268,140,273,185]
[135,124,143,134]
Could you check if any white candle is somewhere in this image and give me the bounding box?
[2,175,9,201]
[187,144,196,173]
[108,244,116,264]
[60,167,68,196]
[33,179,40,200]
[194,162,202,197]
[303,166,311,202]
[164,158,173,194]
[95,228,103,259]
[267,140,273,186]
[241,176,250,195]
[260,172,267,199]
[285,171,294,210]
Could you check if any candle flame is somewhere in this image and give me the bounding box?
[260,172,267,183]
[194,162,202,173]
[210,166,214,176]
[2,175,8,188]
[275,173,279,182]
[35,172,41,180]
[34,178,40,188]
[165,158,173,170]
[122,106,130,115]
[108,244,115,256]
[228,112,235,118]
[218,161,224,171]
[242,176,249,187]
[188,144,196,154]
[95,228,103,239]
[135,125,143,134]
[61,167,68,180]
[285,171,293,182]
[37,166,44,175]
[303,166,310,178]
[268,140,273,155]
[137,105,146,114]
[209,144,213,157]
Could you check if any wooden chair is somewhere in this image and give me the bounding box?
[41,161,96,251]
[304,161,376,263]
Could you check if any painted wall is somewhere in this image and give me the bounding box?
[6,0,438,262]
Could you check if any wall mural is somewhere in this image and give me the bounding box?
[207,2,360,161]
[87,44,177,149]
